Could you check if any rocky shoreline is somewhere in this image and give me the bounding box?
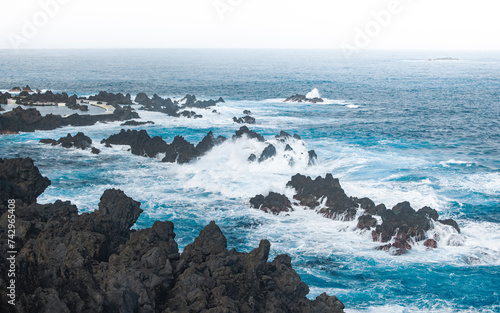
[251,174,461,255]
[0,158,345,313]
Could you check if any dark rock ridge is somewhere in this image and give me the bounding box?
[284,94,324,104]
[89,91,133,106]
[102,127,318,168]
[0,106,4,112]
[101,130,226,164]
[135,93,224,117]
[233,126,265,142]
[233,115,256,124]
[288,174,358,221]
[0,106,138,134]
[40,132,100,154]
[250,192,292,215]
[0,158,344,313]
[0,92,11,104]
[120,120,155,126]
[253,174,461,255]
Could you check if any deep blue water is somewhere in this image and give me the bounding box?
[1,49,499,312]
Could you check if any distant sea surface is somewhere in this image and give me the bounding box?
[1,49,499,312]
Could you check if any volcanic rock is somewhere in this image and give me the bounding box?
[233,126,265,142]
[287,174,357,221]
[250,192,292,215]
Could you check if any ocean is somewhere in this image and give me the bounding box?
[1,49,499,312]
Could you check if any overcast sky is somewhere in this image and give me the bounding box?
[1,0,499,50]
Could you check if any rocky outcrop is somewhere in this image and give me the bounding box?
[254,173,461,255]
[102,130,227,164]
[250,192,292,215]
[284,94,324,103]
[287,174,358,221]
[0,92,11,104]
[0,106,138,134]
[120,120,155,126]
[258,144,277,162]
[0,106,4,112]
[89,91,133,106]
[233,126,265,142]
[101,129,169,158]
[180,110,202,119]
[0,158,50,213]
[136,93,223,117]
[0,158,344,313]
[40,132,100,154]
[181,94,224,109]
[233,115,256,124]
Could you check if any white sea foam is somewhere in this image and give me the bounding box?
[306,88,321,99]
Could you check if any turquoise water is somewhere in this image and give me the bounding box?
[1,50,499,312]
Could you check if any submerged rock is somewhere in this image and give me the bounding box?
[0,158,345,313]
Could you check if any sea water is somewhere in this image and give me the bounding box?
[0,49,499,312]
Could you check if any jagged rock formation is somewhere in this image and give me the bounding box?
[40,132,100,154]
[135,93,224,117]
[0,158,345,313]
[0,92,11,104]
[284,94,324,104]
[233,115,256,124]
[253,174,461,255]
[250,192,292,215]
[120,120,155,126]
[89,91,133,106]
[0,106,138,134]
[287,174,358,221]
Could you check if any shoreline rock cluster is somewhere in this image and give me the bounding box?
[251,174,461,255]
[40,132,101,154]
[101,126,318,166]
[284,94,324,104]
[0,158,345,313]
[135,93,224,118]
[0,106,138,134]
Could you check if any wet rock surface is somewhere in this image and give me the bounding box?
[40,132,95,151]
[253,173,461,255]
[250,192,292,215]
[0,106,138,134]
[284,94,324,103]
[287,174,358,221]
[233,115,256,124]
[0,158,344,313]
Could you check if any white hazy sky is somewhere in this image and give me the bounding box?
[0,0,499,50]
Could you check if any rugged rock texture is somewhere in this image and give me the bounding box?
[0,158,50,213]
[120,120,155,126]
[250,192,292,215]
[1,92,12,104]
[233,126,265,142]
[102,130,226,164]
[136,93,223,117]
[233,115,256,124]
[0,106,138,134]
[258,144,277,162]
[89,91,133,106]
[284,94,324,104]
[255,174,461,255]
[102,129,169,158]
[0,158,344,313]
[40,132,93,151]
[287,174,358,221]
